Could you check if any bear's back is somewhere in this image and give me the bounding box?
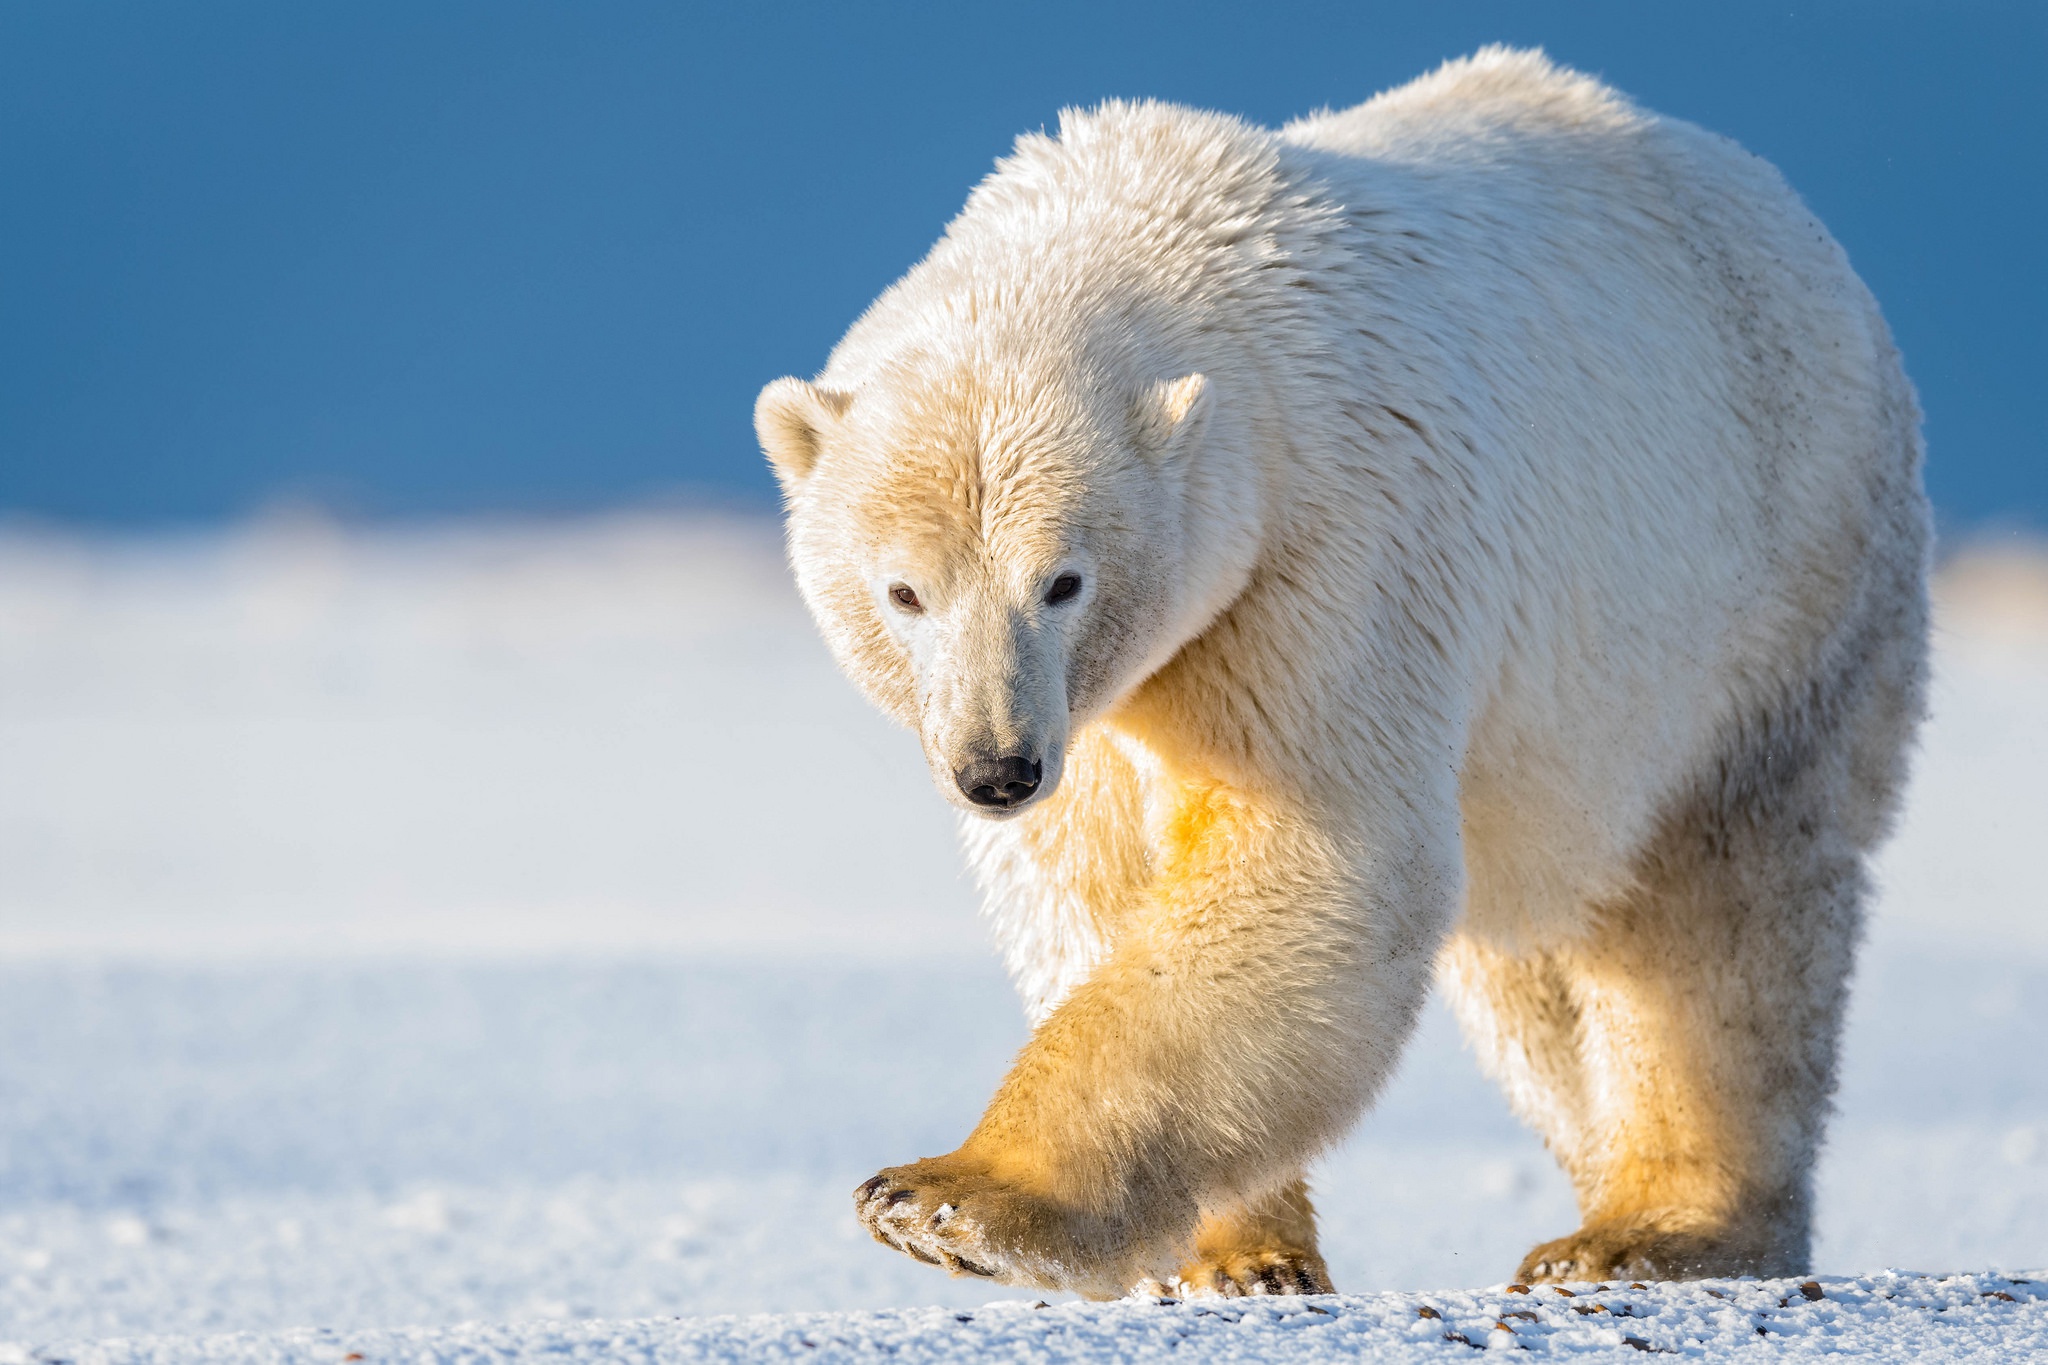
[1284,45,1643,161]
[1277,50,1925,940]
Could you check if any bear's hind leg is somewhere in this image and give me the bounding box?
[1513,766,1869,1282]
[1173,1177,1332,1297]
[1508,481,1923,1284]
[1439,937,1596,1192]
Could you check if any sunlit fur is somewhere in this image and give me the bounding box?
[756,48,1928,1298]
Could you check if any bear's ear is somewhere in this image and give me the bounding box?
[1133,373,1210,462]
[755,378,854,489]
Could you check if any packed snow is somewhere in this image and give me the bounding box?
[0,512,2042,1361]
[12,1274,2047,1364]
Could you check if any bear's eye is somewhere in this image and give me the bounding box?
[888,583,922,612]
[1045,573,1083,605]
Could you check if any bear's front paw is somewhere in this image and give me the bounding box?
[854,1154,1124,1296]
[1177,1246,1332,1297]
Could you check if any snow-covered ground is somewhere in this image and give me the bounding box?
[0,513,2042,1359]
[23,1274,2048,1364]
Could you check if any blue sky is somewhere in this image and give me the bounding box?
[1,1,2040,529]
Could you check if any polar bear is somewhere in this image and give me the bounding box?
[755,48,1927,1297]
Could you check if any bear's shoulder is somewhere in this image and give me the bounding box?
[955,98,1279,235]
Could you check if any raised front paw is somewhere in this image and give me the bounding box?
[854,1154,1127,1297]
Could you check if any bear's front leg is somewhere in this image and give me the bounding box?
[855,783,1452,1297]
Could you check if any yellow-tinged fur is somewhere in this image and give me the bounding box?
[760,49,1928,1296]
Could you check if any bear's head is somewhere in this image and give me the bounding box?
[756,353,1255,818]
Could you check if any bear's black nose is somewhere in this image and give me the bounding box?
[956,756,1042,809]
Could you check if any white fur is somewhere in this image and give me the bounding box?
[758,48,1927,1295]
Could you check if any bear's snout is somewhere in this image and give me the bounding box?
[954,755,1043,811]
